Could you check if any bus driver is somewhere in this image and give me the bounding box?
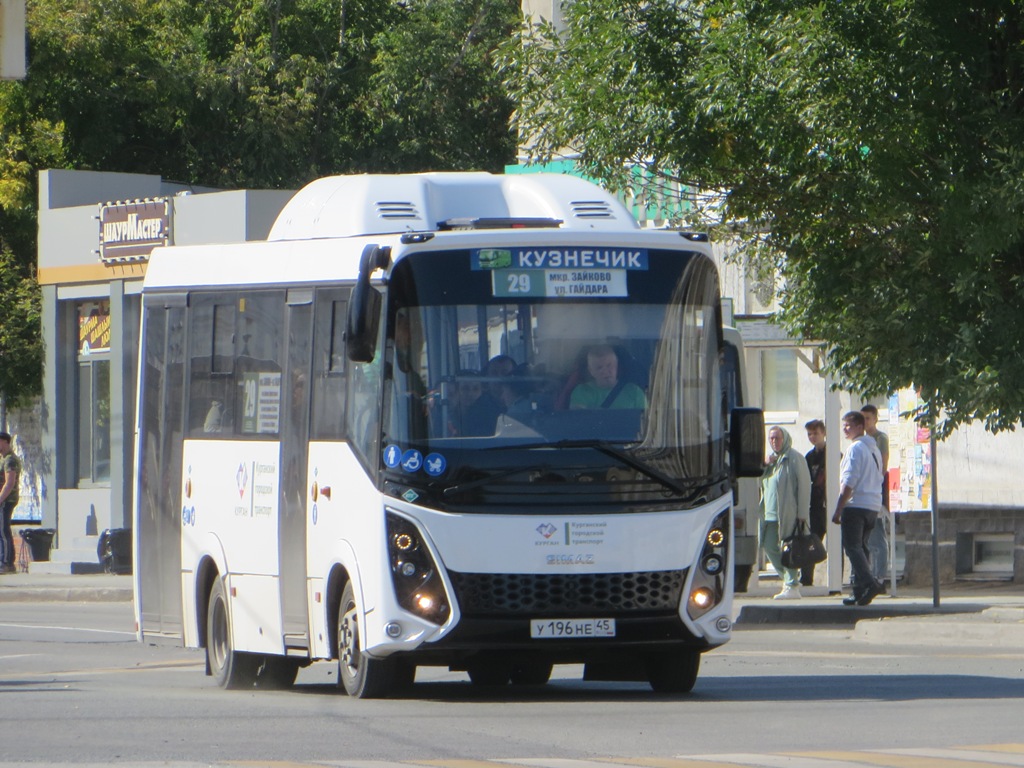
[570,345,646,410]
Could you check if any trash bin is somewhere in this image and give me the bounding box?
[20,528,56,562]
[98,528,132,574]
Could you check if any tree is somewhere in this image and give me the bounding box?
[359,0,519,172]
[18,0,516,188]
[505,0,1024,435]
[0,80,65,409]
[0,0,519,407]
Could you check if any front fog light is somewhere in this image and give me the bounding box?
[690,587,714,609]
[385,621,403,638]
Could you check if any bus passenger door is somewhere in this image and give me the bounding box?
[280,290,313,646]
[136,299,186,640]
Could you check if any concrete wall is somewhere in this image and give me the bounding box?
[900,508,1024,586]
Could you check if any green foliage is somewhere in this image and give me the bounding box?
[17,0,516,187]
[0,83,65,406]
[0,249,43,407]
[361,0,519,172]
[506,0,1024,435]
[0,0,518,407]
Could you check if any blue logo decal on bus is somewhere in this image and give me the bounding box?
[182,506,196,526]
[424,453,447,476]
[383,444,402,468]
[312,503,318,526]
[401,449,423,473]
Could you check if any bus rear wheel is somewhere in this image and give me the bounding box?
[206,578,257,689]
[337,582,403,698]
[646,650,700,693]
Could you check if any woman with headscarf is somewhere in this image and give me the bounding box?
[759,425,812,599]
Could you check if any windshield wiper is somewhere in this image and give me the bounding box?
[441,464,552,499]
[507,439,717,499]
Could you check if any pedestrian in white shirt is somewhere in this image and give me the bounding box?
[832,411,885,606]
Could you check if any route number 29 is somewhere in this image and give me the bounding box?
[506,273,531,293]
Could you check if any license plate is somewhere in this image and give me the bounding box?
[530,618,616,639]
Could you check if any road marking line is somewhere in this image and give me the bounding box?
[875,749,1024,766]
[592,758,748,768]
[678,754,876,768]
[794,751,1012,768]
[0,621,136,636]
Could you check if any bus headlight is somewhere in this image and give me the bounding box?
[687,510,729,621]
[386,512,450,625]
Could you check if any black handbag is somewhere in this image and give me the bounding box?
[781,521,827,570]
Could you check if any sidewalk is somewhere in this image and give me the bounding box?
[0,571,133,602]
[735,577,1024,647]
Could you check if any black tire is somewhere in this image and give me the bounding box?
[337,581,400,698]
[206,578,258,689]
[467,661,511,687]
[254,656,300,689]
[646,650,700,694]
[510,661,553,686]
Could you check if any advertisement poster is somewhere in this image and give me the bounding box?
[888,389,932,512]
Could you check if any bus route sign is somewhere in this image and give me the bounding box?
[492,268,628,298]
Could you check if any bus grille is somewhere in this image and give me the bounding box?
[447,570,686,616]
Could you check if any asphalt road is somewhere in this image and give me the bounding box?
[1,600,1024,766]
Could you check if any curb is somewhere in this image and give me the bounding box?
[853,607,1024,648]
[0,587,133,603]
[734,602,996,628]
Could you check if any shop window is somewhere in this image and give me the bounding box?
[761,348,798,413]
[77,301,111,485]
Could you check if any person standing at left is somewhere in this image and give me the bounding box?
[0,431,22,574]
[759,426,811,600]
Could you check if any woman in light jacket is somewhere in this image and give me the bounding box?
[759,425,812,599]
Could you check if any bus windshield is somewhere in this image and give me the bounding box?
[380,247,727,507]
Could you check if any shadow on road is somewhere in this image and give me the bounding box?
[287,673,1024,703]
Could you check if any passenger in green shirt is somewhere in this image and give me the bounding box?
[569,345,647,410]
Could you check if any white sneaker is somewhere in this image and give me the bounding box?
[773,586,802,600]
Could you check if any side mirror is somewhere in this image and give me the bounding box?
[730,407,765,477]
[346,245,390,363]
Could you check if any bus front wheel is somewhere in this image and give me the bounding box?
[206,578,257,689]
[646,650,700,693]
[337,582,403,698]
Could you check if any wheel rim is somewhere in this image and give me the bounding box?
[210,595,228,673]
[339,602,360,679]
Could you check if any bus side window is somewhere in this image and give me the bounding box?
[186,291,285,438]
[188,298,236,436]
[311,292,349,440]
